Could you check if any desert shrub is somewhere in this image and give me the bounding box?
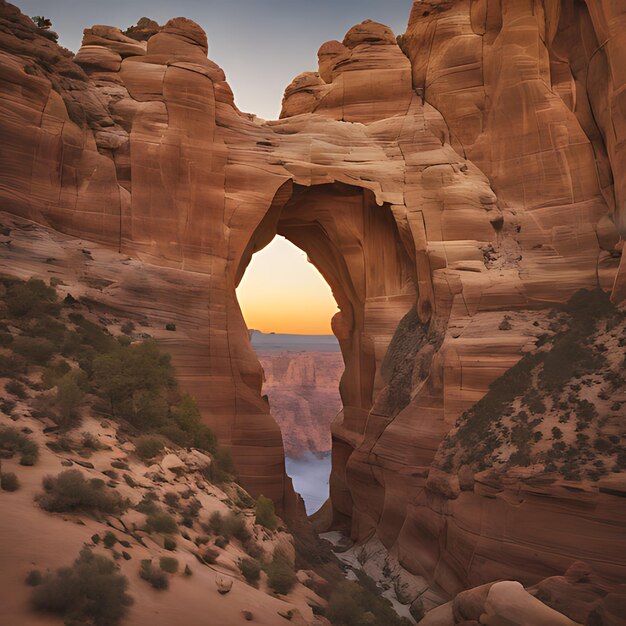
[223,513,250,543]
[25,317,67,351]
[146,510,178,534]
[0,425,39,465]
[211,447,234,483]
[135,435,164,460]
[103,531,118,549]
[92,341,174,428]
[5,379,26,399]
[244,539,263,560]
[214,536,229,549]
[55,372,85,426]
[327,574,411,626]
[135,493,159,515]
[239,558,261,585]
[5,278,59,318]
[121,321,135,335]
[68,314,117,356]
[37,469,127,516]
[31,547,132,626]
[163,492,180,508]
[0,352,26,377]
[82,432,102,450]
[208,510,223,534]
[0,398,15,416]
[266,551,296,595]
[42,360,72,389]
[184,564,192,576]
[200,546,219,564]
[1,471,19,491]
[139,560,168,590]
[159,556,178,574]
[164,537,177,551]
[255,494,277,530]
[171,394,217,453]
[12,336,56,365]
[25,569,43,586]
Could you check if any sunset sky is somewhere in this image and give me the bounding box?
[237,236,338,335]
[17,0,413,119]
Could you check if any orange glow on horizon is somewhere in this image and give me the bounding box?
[236,236,338,335]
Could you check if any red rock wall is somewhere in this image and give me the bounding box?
[0,0,624,595]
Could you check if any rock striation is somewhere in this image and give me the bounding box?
[0,0,625,607]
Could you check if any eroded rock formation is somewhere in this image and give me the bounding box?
[0,0,625,608]
[257,348,343,458]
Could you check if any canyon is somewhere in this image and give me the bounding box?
[251,331,343,459]
[0,0,625,624]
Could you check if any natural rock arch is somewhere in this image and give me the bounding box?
[235,180,417,526]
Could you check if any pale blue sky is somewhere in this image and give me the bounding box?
[17,0,414,119]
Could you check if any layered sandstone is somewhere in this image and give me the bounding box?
[0,0,624,609]
[257,348,343,458]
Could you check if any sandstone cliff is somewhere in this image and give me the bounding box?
[0,0,624,611]
[257,349,343,458]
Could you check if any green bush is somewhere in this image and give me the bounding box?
[42,360,72,389]
[255,494,277,530]
[266,551,296,595]
[5,379,26,398]
[1,471,20,491]
[135,435,164,460]
[56,372,84,426]
[146,510,178,534]
[223,513,250,543]
[327,575,412,626]
[139,560,168,590]
[171,394,217,453]
[239,558,261,585]
[211,447,234,483]
[0,426,39,465]
[37,469,127,516]
[12,336,56,365]
[31,548,132,626]
[25,317,67,351]
[159,557,178,574]
[103,531,118,549]
[5,278,59,319]
[93,341,174,428]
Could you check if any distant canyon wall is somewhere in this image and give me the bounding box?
[257,350,343,458]
[0,0,625,596]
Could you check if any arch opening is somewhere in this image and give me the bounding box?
[237,235,342,514]
[234,181,417,526]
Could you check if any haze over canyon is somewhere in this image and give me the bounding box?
[0,1,625,625]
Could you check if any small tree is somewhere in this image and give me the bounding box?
[56,373,84,425]
[255,494,277,530]
[266,550,296,595]
[31,15,52,30]
[239,558,261,586]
